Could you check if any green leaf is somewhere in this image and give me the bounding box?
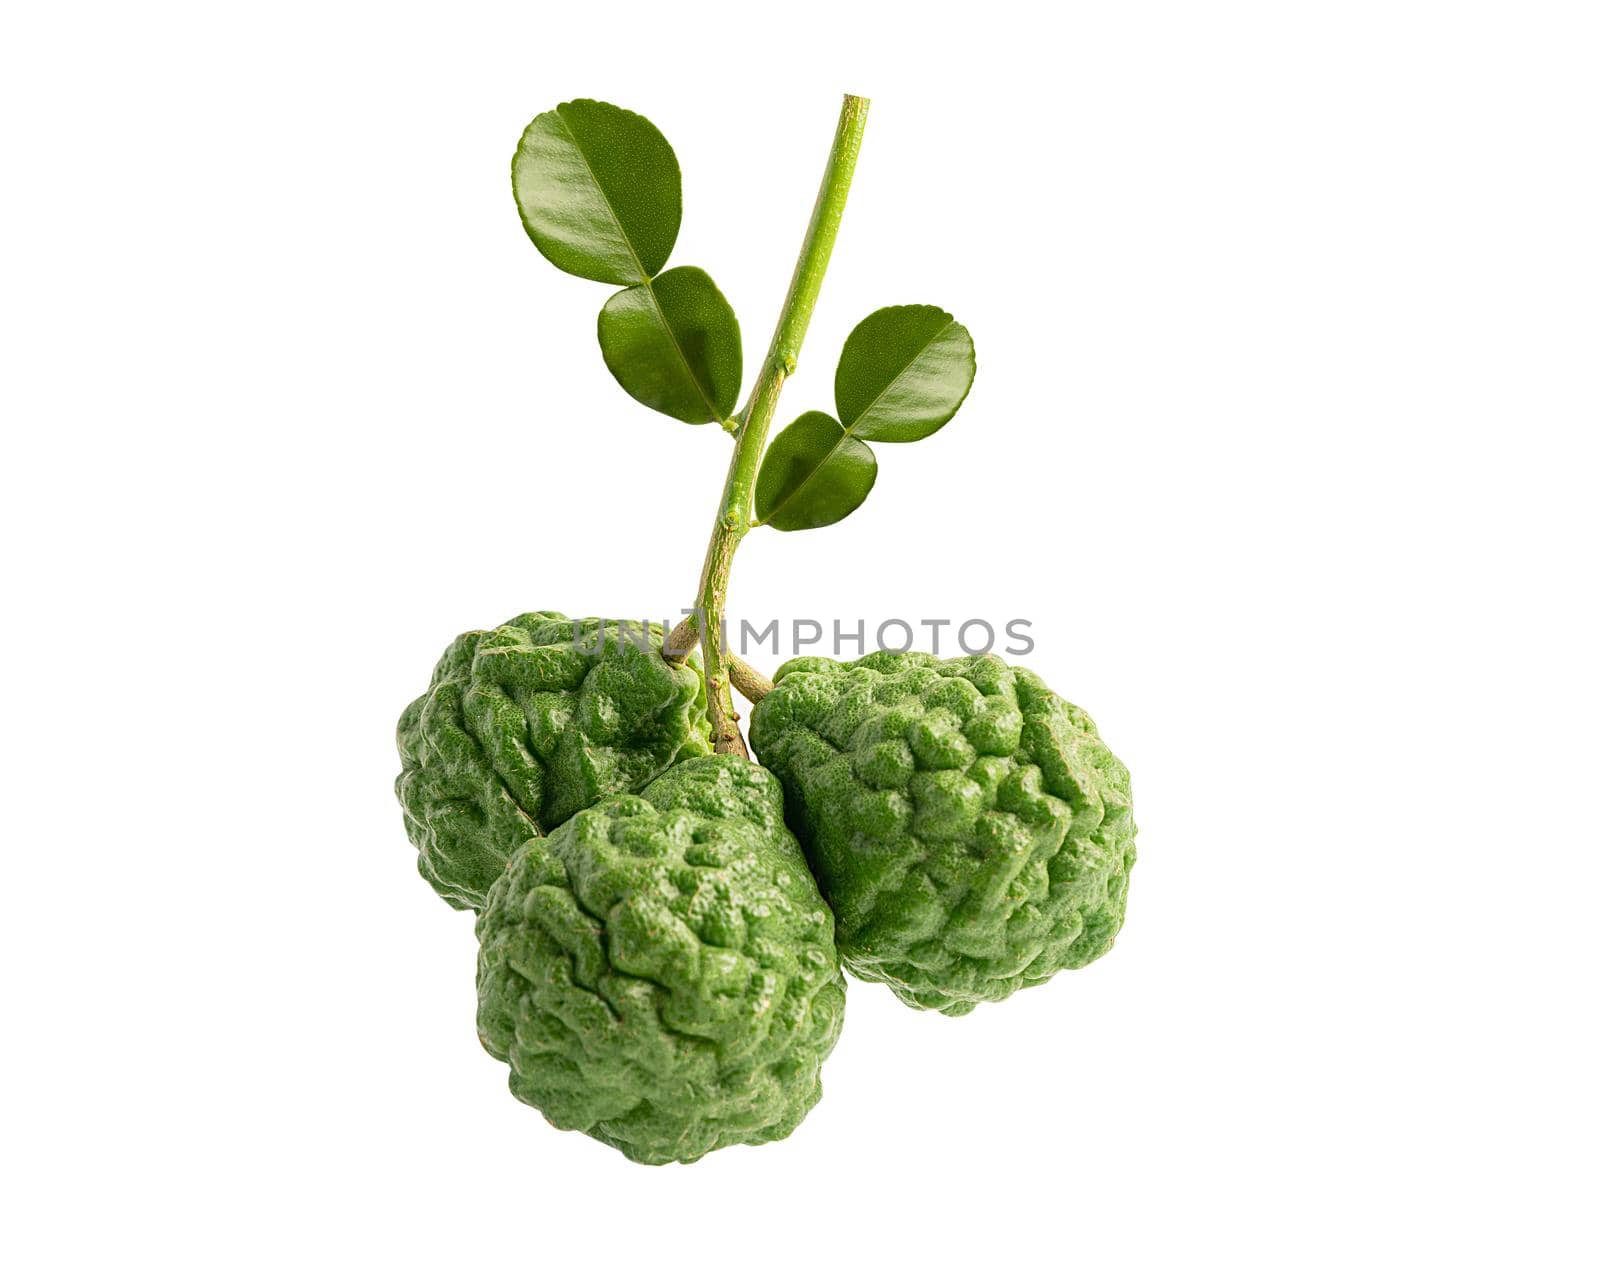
[755,411,878,531]
[598,267,742,425]
[834,305,976,441]
[512,99,681,286]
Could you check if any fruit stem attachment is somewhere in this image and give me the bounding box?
[662,616,776,704]
[729,655,775,705]
[691,93,869,756]
[663,616,700,659]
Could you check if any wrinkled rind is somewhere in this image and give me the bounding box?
[749,652,1135,1015]
[475,756,847,1165]
[396,613,713,910]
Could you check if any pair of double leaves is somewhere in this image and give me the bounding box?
[513,100,976,531]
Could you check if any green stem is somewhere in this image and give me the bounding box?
[693,93,869,756]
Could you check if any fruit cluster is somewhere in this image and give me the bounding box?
[396,96,1136,1163]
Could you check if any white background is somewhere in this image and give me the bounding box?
[4,2,1596,1260]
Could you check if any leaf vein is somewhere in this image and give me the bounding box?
[644,276,724,423]
[842,315,955,431]
[554,108,649,286]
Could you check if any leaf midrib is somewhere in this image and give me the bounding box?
[760,413,861,527]
[840,314,955,434]
[643,277,723,424]
[554,107,649,286]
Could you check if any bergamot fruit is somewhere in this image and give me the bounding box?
[396,613,712,910]
[474,755,846,1164]
[749,651,1135,1015]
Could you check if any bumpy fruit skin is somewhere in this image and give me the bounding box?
[749,652,1135,1016]
[396,613,712,910]
[475,755,846,1165]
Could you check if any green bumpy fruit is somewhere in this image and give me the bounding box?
[749,652,1136,1016]
[396,613,712,910]
[475,755,847,1164]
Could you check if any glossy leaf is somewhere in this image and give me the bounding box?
[512,100,681,285]
[834,305,976,441]
[598,267,742,425]
[755,411,878,531]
